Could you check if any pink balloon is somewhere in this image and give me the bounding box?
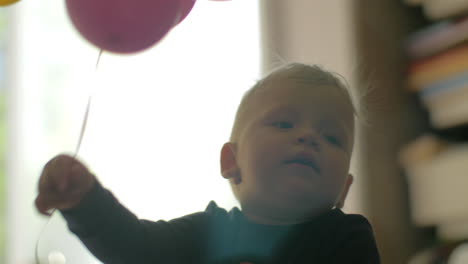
[66,0,180,53]
[175,0,196,25]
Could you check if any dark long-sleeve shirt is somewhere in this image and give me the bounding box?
[61,182,380,264]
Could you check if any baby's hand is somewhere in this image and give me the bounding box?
[35,154,96,216]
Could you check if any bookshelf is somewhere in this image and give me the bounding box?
[354,0,468,263]
[400,0,468,263]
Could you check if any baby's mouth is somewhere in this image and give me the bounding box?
[285,159,320,174]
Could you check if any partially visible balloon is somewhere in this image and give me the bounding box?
[66,0,180,54]
[0,0,20,6]
[175,0,197,25]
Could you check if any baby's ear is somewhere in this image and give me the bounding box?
[220,142,241,183]
[335,174,354,209]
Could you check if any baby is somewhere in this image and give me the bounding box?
[35,63,380,264]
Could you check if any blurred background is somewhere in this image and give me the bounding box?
[1,0,468,263]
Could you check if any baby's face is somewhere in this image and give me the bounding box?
[233,76,354,222]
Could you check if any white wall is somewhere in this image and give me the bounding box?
[6,1,260,263]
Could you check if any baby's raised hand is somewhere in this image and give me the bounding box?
[35,154,96,216]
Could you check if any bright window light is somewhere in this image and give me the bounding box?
[7,1,260,263]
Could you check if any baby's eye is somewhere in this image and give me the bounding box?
[324,134,342,146]
[272,121,294,129]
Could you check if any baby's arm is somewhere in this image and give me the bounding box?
[35,155,204,264]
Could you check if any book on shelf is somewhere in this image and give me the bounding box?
[406,17,468,59]
[419,71,468,101]
[423,0,468,20]
[418,71,468,129]
[407,45,468,91]
[425,94,468,129]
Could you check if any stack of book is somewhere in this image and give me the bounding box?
[402,1,468,263]
[406,17,468,129]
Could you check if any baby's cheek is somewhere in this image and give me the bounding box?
[325,151,350,176]
[323,163,349,190]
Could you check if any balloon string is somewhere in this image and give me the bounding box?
[34,49,104,264]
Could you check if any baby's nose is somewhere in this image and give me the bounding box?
[296,129,320,149]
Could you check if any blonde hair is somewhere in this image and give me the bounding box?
[230,63,358,142]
